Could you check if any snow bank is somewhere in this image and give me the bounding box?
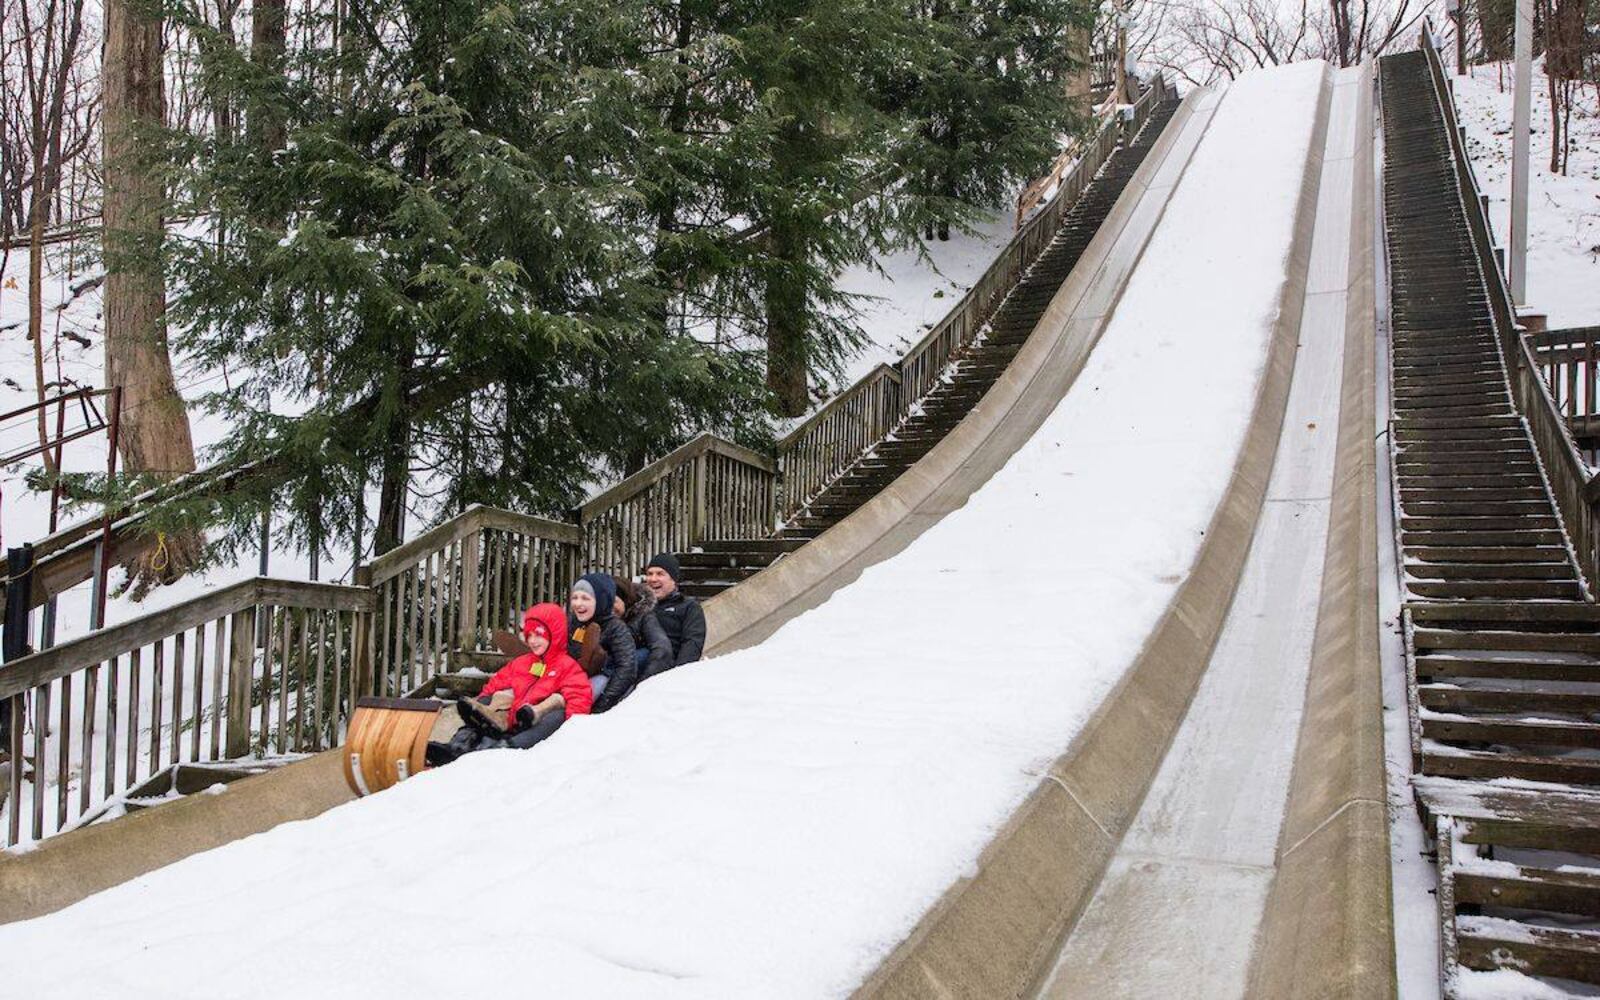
[1453,60,1600,328]
[0,60,1327,999]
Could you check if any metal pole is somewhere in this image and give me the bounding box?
[1509,0,1533,305]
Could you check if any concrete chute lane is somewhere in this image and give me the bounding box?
[1037,63,1389,1000]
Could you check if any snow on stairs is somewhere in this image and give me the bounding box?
[1382,48,1600,997]
[1418,778,1600,990]
[707,97,1187,582]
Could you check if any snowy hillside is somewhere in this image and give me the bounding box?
[1453,58,1600,327]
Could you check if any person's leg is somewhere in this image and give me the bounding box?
[590,673,609,699]
[426,725,484,766]
[505,711,566,749]
[634,648,649,672]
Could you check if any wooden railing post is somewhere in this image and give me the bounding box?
[691,451,709,544]
[457,527,480,651]
[225,606,256,759]
[351,566,374,699]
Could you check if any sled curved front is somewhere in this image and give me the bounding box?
[342,698,442,797]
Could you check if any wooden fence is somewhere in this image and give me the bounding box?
[1526,326,1600,448]
[580,434,777,577]
[363,506,583,695]
[1,578,371,846]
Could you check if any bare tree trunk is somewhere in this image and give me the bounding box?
[103,0,202,589]
[1546,0,1585,173]
[1548,67,1564,172]
[29,198,53,475]
[1330,0,1354,68]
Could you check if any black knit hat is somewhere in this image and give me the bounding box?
[646,552,682,582]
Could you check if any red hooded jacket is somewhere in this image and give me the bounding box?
[477,604,593,721]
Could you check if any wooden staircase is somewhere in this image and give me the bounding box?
[677,95,1183,599]
[1382,47,1600,997]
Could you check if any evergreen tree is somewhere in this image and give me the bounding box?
[130,0,1095,570]
[162,0,768,565]
[892,0,1093,242]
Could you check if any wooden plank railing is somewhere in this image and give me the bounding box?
[362,505,583,696]
[775,366,902,519]
[1,577,372,847]
[776,74,1167,520]
[1526,327,1600,442]
[1418,21,1600,593]
[579,433,777,577]
[1016,94,1121,227]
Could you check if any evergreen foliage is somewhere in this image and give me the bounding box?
[145,0,1094,570]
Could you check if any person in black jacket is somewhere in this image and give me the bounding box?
[612,575,673,682]
[642,552,706,666]
[568,573,637,712]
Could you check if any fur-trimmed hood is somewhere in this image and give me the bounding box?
[622,585,657,629]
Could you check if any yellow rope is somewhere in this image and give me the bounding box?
[149,531,171,574]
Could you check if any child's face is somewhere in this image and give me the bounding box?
[526,631,550,657]
[613,596,626,618]
[569,590,595,622]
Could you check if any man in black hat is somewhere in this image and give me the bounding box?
[642,552,706,667]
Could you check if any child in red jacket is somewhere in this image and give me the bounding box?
[426,603,591,764]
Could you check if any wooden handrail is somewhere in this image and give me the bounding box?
[366,504,581,585]
[578,432,775,523]
[900,74,1163,377]
[0,577,371,702]
[775,365,902,453]
[1528,326,1600,351]
[1417,22,1600,592]
[775,74,1167,520]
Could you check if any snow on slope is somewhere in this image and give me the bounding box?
[1454,58,1600,327]
[834,213,1014,387]
[0,60,1327,999]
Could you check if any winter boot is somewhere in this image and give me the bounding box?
[456,697,508,738]
[515,704,539,731]
[426,726,482,766]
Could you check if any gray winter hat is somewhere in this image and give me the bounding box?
[570,578,596,600]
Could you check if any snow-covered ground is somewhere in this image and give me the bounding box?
[1454,58,1600,327]
[834,214,1014,388]
[0,61,1323,999]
